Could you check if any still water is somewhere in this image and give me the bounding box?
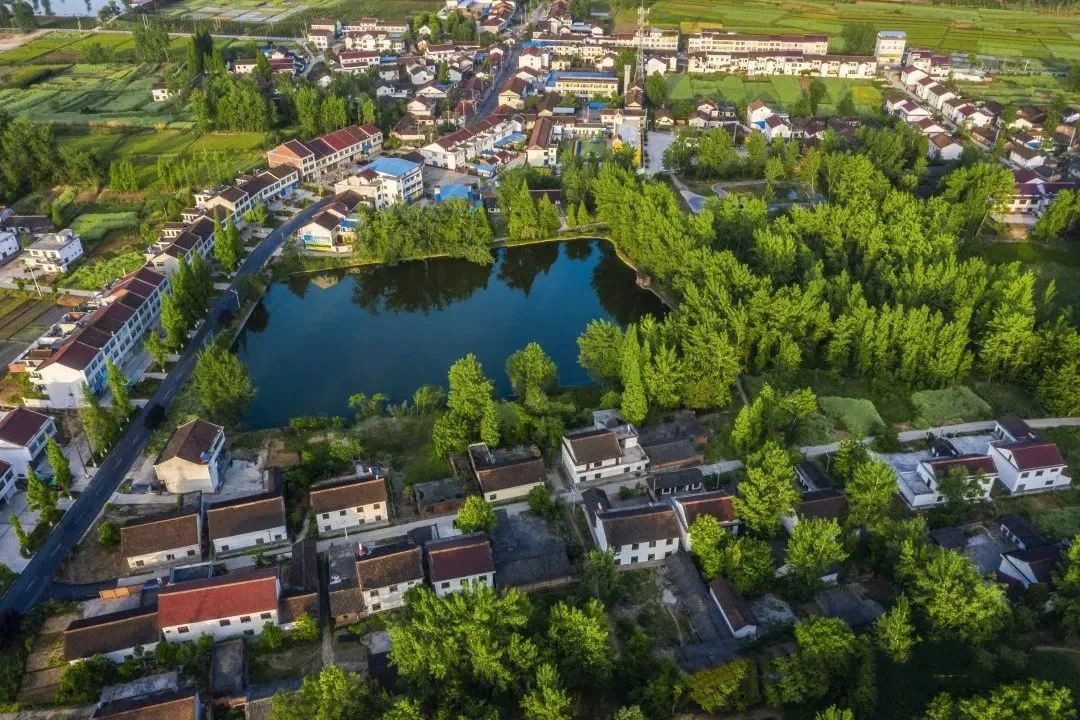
[235,239,666,429]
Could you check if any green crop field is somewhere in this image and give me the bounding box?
[138,0,441,34]
[0,62,187,126]
[957,74,1080,108]
[617,0,1080,63]
[665,73,883,115]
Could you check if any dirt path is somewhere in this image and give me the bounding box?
[0,29,51,53]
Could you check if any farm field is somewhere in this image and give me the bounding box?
[616,0,1080,63]
[140,0,442,34]
[0,31,196,66]
[957,74,1080,108]
[665,73,883,115]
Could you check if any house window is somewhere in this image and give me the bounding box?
[324,526,331,532]
[274,535,282,541]
[1047,479,1054,486]
[490,494,497,500]
[631,543,639,550]
[373,503,381,509]
[666,538,674,546]
[630,556,638,563]
[220,619,231,627]
[222,545,230,551]
[1017,484,1026,492]
[594,473,601,480]
[1020,472,1030,479]
[256,538,265,545]
[241,616,251,623]
[339,510,347,516]
[375,515,382,522]
[648,554,655,561]
[389,585,398,592]
[1036,470,1044,477]
[178,626,189,633]
[136,560,145,567]
[322,513,330,519]
[166,554,175,560]
[370,590,379,597]
[187,549,196,556]
[623,467,630,473]
[371,603,381,611]
[261,613,272,620]
[649,541,657,548]
[441,582,450,589]
[245,629,255,636]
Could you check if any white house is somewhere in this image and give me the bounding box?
[63,606,160,664]
[900,65,928,86]
[120,510,203,570]
[151,82,172,102]
[354,541,425,614]
[468,442,546,503]
[333,156,424,208]
[1008,143,1048,169]
[583,490,681,565]
[339,50,382,73]
[708,577,757,639]
[152,419,225,494]
[989,439,1070,494]
[23,230,83,274]
[668,491,739,551]
[874,30,906,66]
[999,544,1062,589]
[0,231,18,265]
[901,454,997,508]
[0,407,56,479]
[756,115,793,142]
[560,421,647,484]
[159,568,282,642]
[745,99,773,125]
[927,133,964,162]
[0,461,15,505]
[309,474,389,536]
[206,492,288,555]
[426,533,495,596]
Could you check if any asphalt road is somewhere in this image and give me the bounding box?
[477,42,522,117]
[0,197,333,614]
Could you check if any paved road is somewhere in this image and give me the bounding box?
[0,198,333,615]
[476,42,522,117]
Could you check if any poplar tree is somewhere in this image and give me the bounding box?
[80,383,120,454]
[619,324,647,425]
[45,436,72,498]
[105,358,133,421]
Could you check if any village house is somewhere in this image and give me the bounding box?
[0,406,56,478]
[688,31,828,55]
[927,133,964,162]
[158,568,282,642]
[151,82,171,102]
[874,30,907,66]
[121,509,203,570]
[309,473,389,536]
[91,688,204,720]
[1000,513,1045,550]
[426,533,495,596]
[1000,544,1063,590]
[0,461,15,504]
[709,577,757,639]
[153,419,225,494]
[333,157,423,208]
[15,267,169,409]
[467,442,546,502]
[780,488,849,533]
[64,606,161,664]
[668,490,739,550]
[1008,142,1048,169]
[0,230,18,266]
[903,453,997,508]
[308,28,335,50]
[206,492,288,555]
[546,70,619,97]
[526,116,557,167]
[989,438,1069,494]
[582,490,681,565]
[298,191,365,251]
[23,229,84,274]
[144,216,217,276]
[354,541,425,614]
[561,411,648,484]
[339,50,382,73]
[267,124,384,179]
[647,467,705,500]
[419,114,524,171]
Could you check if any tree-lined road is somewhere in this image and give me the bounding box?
[0,197,334,614]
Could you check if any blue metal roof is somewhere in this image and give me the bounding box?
[362,157,420,177]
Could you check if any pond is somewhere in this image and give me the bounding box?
[235,239,667,429]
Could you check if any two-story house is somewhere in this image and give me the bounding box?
[159,568,281,642]
[467,442,546,503]
[426,533,495,596]
[668,490,739,550]
[23,230,84,274]
[64,606,161,664]
[153,419,225,494]
[582,489,681,565]
[0,461,15,504]
[560,416,648,484]
[0,406,56,478]
[92,688,204,720]
[355,541,425,614]
[989,439,1069,494]
[309,474,389,536]
[120,509,203,570]
[206,492,288,555]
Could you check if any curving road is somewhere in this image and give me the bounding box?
[0,197,334,614]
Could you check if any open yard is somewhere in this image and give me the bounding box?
[665,73,883,115]
[616,0,1080,64]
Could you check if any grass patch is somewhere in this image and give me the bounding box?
[819,396,884,437]
[1032,506,1080,541]
[70,212,139,244]
[1043,427,1080,469]
[910,386,993,427]
[971,379,1047,419]
[790,411,837,446]
[664,73,882,115]
[58,250,144,290]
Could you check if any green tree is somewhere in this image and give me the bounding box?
[80,383,120,454]
[159,292,188,350]
[291,612,320,642]
[9,513,28,555]
[578,319,623,382]
[270,664,386,720]
[192,344,257,422]
[644,72,668,108]
[734,440,798,535]
[97,521,121,548]
[56,657,115,704]
[583,549,621,604]
[108,159,139,192]
[745,131,767,176]
[714,534,774,597]
[611,707,646,720]
[816,708,855,720]
[507,342,558,413]
[547,599,613,686]
[389,584,535,694]
[874,594,917,663]
[841,22,876,53]
[521,664,573,720]
[845,458,895,530]
[923,680,1075,720]
[688,514,725,578]
[687,659,756,713]
[144,330,170,371]
[898,544,1010,643]
[432,354,499,456]
[260,622,285,651]
[536,194,561,237]
[620,324,648,425]
[26,466,58,525]
[105,358,133,422]
[832,439,870,486]
[382,699,424,720]
[45,435,72,498]
[938,466,986,507]
[786,517,847,580]
[1053,537,1080,630]
[214,216,244,273]
[456,495,496,533]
